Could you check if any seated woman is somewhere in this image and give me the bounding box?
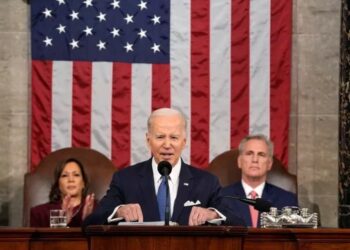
[30,158,96,227]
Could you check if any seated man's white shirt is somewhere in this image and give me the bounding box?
[241,180,265,199]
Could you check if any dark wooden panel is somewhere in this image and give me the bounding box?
[91,235,241,250]
[31,228,88,250]
[86,226,246,250]
[3,226,350,250]
[292,228,350,250]
[0,242,30,250]
[244,228,296,250]
[0,227,33,250]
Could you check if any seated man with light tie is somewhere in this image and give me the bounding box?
[83,107,245,226]
[220,134,298,227]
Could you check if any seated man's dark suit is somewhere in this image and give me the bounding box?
[83,158,245,226]
[220,182,298,227]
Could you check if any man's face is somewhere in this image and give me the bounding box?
[238,139,272,182]
[146,114,186,166]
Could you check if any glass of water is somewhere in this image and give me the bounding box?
[50,209,67,228]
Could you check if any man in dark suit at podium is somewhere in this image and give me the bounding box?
[84,108,245,226]
[220,134,298,227]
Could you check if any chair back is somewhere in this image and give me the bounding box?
[23,147,116,226]
[207,149,297,194]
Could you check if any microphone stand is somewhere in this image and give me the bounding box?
[165,175,170,226]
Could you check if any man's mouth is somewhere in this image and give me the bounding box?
[160,153,173,160]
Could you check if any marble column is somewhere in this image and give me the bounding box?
[339,0,350,228]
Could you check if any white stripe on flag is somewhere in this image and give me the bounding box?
[131,64,152,164]
[210,0,231,161]
[52,61,72,151]
[249,0,271,137]
[91,62,113,158]
[170,0,191,163]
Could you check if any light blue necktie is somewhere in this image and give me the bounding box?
[157,176,170,221]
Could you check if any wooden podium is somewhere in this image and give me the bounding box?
[2,226,350,250]
[85,225,247,250]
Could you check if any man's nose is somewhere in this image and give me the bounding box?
[252,154,258,162]
[163,138,171,148]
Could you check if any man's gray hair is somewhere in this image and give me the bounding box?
[238,134,274,158]
[147,107,187,133]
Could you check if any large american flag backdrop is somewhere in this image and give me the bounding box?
[30,0,291,171]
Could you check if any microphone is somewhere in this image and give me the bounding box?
[157,160,172,176]
[157,161,172,225]
[224,196,272,212]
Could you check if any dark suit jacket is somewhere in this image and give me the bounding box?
[220,181,298,227]
[83,159,245,226]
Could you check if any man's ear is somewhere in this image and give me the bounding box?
[267,157,273,171]
[146,132,151,149]
[237,155,242,169]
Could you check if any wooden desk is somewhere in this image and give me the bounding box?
[85,225,247,250]
[245,228,350,250]
[0,228,87,250]
[0,227,33,250]
[1,227,350,250]
[293,228,350,250]
[31,228,88,250]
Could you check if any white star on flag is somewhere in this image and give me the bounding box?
[138,29,147,39]
[151,15,160,25]
[110,28,120,38]
[97,12,107,22]
[69,39,79,49]
[110,0,120,9]
[56,24,66,34]
[97,41,106,50]
[83,0,93,7]
[124,14,134,24]
[56,0,65,5]
[83,26,93,36]
[138,1,147,10]
[151,43,160,53]
[42,8,52,18]
[124,42,133,52]
[43,36,53,47]
[70,11,79,20]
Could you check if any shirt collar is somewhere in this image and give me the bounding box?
[241,180,265,198]
[152,157,181,183]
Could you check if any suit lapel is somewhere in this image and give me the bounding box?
[138,160,159,220]
[171,162,193,221]
[262,183,273,200]
[235,183,252,227]
[259,184,275,227]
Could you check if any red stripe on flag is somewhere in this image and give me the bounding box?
[111,63,132,169]
[30,60,53,171]
[152,64,171,110]
[72,61,92,147]
[230,0,250,148]
[270,0,292,167]
[191,0,210,168]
